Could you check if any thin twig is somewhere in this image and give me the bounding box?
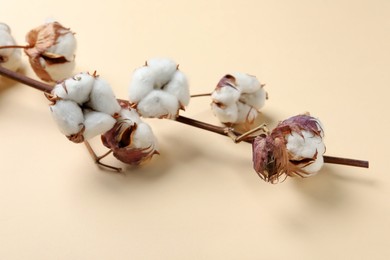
[0,66,369,169]
[0,45,29,50]
[190,93,212,98]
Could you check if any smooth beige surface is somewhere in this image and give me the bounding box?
[0,1,389,259]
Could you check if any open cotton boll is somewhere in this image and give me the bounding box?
[137,90,179,119]
[88,77,121,115]
[49,100,84,136]
[52,72,95,104]
[82,110,116,140]
[119,107,142,125]
[164,70,190,107]
[147,58,177,88]
[0,23,22,72]
[211,103,238,123]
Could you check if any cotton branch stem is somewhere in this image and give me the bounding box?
[0,66,369,169]
[0,45,29,50]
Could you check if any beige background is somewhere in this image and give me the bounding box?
[1,0,389,259]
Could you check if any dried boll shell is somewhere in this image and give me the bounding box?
[252,114,325,183]
[0,23,22,72]
[25,21,76,82]
[87,77,121,115]
[52,72,95,104]
[49,99,84,138]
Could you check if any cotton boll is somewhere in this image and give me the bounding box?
[231,72,261,93]
[236,102,258,124]
[88,77,121,115]
[164,70,190,107]
[52,72,94,104]
[239,87,267,109]
[302,142,326,174]
[211,103,238,123]
[211,85,241,105]
[286,131,322,159]
[128,66,156,103]
[147,58,177,88]
[82,110,116,140]
[137,90,179,119]
[49,100,84,136]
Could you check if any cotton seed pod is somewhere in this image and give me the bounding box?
[252,114,325,183]
[101,103,159,165]
[0,23,22,72]
[128,58,190,119]
[82,110,117,141]
[25,21,76,82]
[211,73,267,126]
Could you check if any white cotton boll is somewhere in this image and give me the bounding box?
[236,102,259,124]
[88,77,121,115]
[239,87,267,109]
[211,103,238,123]
[231,72,261,93]
[82,110,116,140]
[211,85,241,105]
[52,72,95,104]
[164,70,190,107]
[128,66,156,103]
[137,90,179,119]
[46,31,77,62]
[147,58,177,88]
[49,100,84,136]
[132,122,157,149]
[40,58,76,82]
[0,24,22,72]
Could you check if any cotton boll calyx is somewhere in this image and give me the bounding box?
[129,58,190,119]
[252,114,325,183]
[25,21,76,82]
[101,103,159,165]
[0,23,22,72]
[211,73,267,126]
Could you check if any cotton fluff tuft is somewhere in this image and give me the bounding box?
[0,23,22,72]
[128,58,190,119]
[211,72,267,126]
[48,73,120,143]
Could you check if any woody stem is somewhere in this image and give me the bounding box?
[0,66,369,169]
[0,45,29,50]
